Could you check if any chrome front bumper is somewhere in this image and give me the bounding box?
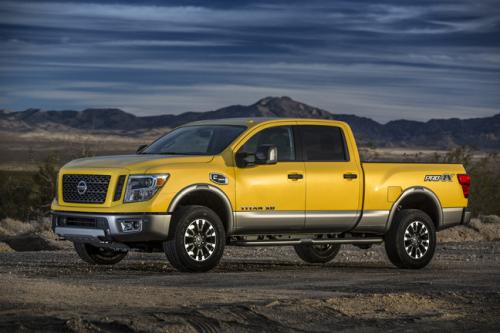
[51,211,172,245]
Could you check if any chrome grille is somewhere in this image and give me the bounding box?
[62,174,111,204]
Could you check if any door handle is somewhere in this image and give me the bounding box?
[343,173,358,180]
[288,173,304,180]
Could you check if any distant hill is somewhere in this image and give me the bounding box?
[1,97,498,149]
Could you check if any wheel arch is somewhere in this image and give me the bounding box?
[167,184,235,235]
[385,186,443,232]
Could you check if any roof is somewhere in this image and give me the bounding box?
[185,117,276,127]
[184,117,346,128]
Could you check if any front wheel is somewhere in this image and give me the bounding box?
[294,243,341,263]
[164,205,225,272]
[384,209,436,269]
[74,243,128,265]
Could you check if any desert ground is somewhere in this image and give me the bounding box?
[0,221,499,332]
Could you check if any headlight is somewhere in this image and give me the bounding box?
[124,174,169,203]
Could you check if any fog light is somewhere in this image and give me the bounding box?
[120,220,143,233]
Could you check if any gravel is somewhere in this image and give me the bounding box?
[0,241,499,332]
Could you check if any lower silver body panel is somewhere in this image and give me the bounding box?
[440,207,471,230]
[234,210,388,234]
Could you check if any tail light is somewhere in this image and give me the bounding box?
[457,174,470,198]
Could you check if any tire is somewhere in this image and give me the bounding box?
[294,243,341,263]
[74,242,128,265]
[384,209,436,269]
[164,205,225,272]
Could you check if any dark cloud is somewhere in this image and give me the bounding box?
[0,0,499,122]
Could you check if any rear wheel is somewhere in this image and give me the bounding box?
[294,243,341,263]
[74,243,127,265]
[384,209,436,269]
[164,205,225,272]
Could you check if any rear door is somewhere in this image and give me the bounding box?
[298,124,363,232]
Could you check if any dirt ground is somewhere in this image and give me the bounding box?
[1,241,499,332]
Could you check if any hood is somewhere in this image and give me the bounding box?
[63,154,214,173]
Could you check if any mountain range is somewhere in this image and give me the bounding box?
[1,97,499,150]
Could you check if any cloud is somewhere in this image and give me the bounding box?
[0,0,499,121]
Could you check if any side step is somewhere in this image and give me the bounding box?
[230,237,383,247]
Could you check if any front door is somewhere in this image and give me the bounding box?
[234,124,306,233]
[298,124,363,232]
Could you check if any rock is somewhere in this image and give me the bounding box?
[0,242,14,253]
[4,235,64,251]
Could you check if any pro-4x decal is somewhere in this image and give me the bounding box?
[424,174,453,182]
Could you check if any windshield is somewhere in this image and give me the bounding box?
[141,125,246,155]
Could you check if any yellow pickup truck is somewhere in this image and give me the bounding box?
[51,118,471,272]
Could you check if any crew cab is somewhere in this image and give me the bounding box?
[51,118,471,272]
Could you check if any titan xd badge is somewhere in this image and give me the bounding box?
[209,173,228,185]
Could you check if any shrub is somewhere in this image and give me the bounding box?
[0,154,58,221]
[425,147,499,217]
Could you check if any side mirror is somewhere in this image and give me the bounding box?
[235,152,256,168]
[136,144,148,154]
[235,145,278,167]
[255,145,278,165]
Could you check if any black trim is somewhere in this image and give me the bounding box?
[292,125,303,162]
[51,210,171,216]
[113,175,126,201]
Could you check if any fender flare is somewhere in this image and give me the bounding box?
[167,184,235,234]
[385,186,443,232]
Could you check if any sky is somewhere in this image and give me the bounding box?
[0,0,499,123]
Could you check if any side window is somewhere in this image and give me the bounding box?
[300,125,348,161]
[239,126,295,161]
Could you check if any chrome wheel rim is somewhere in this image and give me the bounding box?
[404,221,430,259]
[184,218,217,262]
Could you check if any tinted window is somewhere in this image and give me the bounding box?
[239,126,295,161]
[300,125,348,161]
[142,125,246,155]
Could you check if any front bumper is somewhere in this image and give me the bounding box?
[51,211,171,245]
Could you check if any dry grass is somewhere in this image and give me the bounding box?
[438,216,500,243]
[0,218,51,238]
[0,218,67,251]
[0,242,14,253]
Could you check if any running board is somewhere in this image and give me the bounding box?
[230,237,383,247]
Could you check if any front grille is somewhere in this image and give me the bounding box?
[62,174,111,203]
